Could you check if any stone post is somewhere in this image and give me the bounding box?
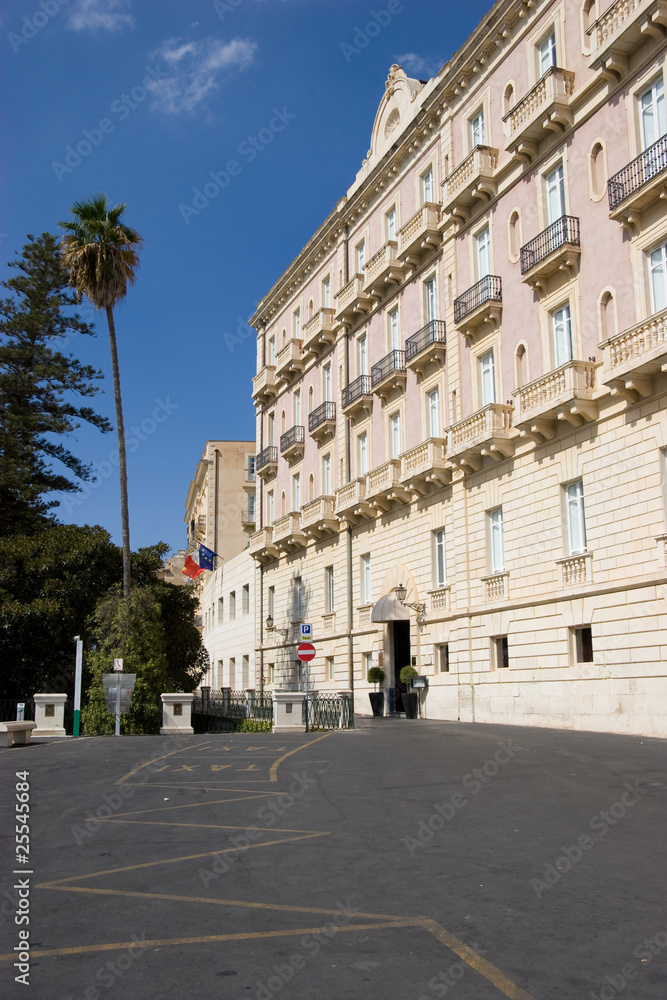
[160,693,194,735]
[271,690,306,733]
[33,694,67,737]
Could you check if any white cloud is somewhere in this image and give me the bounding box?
[67,0,135,33]
[396,52,441,80]
[147,36,257,114]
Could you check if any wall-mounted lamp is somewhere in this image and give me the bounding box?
[395,583,427,621]
[265,615,289,638]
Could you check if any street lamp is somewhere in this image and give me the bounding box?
[395,583,426,621]
[265,615,289,638]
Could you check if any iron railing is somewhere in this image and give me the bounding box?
[608,133,667,210]
[0,699,35,722]
[280,425,305,453]
[308,401,336,432]
[454,275,502,323]
[405,319,447,363]
[520,215,580,274]
[371,349,406,387]
[342,375,372,408]
[192,690,273,733]
[256,445,278,470]
[302,694,354,730]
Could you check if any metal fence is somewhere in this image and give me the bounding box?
[192,690,273,733]
[0,699,35,722]
[608,134,667,211]
[520,215,580,275]
[302,694,354,730]
[405,319,446,363]
[454,274,502,323]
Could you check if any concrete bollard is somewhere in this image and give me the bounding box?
[33,694,67,737]
[160,693,194,735]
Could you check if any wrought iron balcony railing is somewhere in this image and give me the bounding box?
[608,133,667,210]
[405,319,446,363]
[342,375,372,408]
[280,425,305,454]
[256,445,277,471]
[308,401,336,432]
[520,215,580,275]
[454,275,502,324]
[371,349,406,388]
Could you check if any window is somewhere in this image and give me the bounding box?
[649,242,667,312]
[640,77,665,151]
[326,656,335,681]
[322,274,331,308]
[427,386,441,437]
[476,226,491,279]
[267,412,275,446]
[546,163,566,224]
[356,240,366,272]
[424,275,438,322]
[229,657,236,688]
[293,307,301,339]
[361,553,371,604]
[508,211,521,260]
[322,452,332,495]
[217,597,224,623]
[390,412,401,459]
[292,472,301,511]
[515,344,528,388]
[422,167,434,203]
[552,304,573,366]
[434,529,446,587]
[590,142,605,199]
[358,333,368,376]
[538,30,557,76]
[293,387,301,425]
[293,577,303,621]
[494,635,509,669]
[242,654,250,689]
[229,591,236,619]
[358,431,368,475]
[267,585,275,619]
[438,643,450,673]
[599,291,616,341]
[389,307,399,350]
[247,494,255,521]
[242,584,250,615]
[480,350,496,405]
[325,565,334,613]
[268,663,275,685]
[386,206,397,241]
[565,479,586,555]
[573,626,594,663]
[471,108,485,148]
[267,490,274,526]
[247,455,256,481]
[323,362,332,401]
[362,651,373,681]
[489,508,505,573]
[267,335,276,366]
[503,82,515,116]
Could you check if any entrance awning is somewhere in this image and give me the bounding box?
[371,593,411,622]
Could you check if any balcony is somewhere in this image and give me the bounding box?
[601,307,667,402]
[370,349,407,399]
[400,438,450,495]
[520,215,581,291]
[249,527,279,563]
[280,424,305,463]
[405,320,447,377]
[397,202,442,267]
[442,146,499,227]
[556,552,592,588]
[447,403,515,473]
[503,67,575,163]
[366,460,411,511]
[341,374,373,419]
[308,401,336,443]
[482,572,509,602]
[607,134,667,226]
[334,274,373,327]
[255,445,278,480]
[252,365,278,404]
[275,339,305,384]
[301,495,338,539]
[241,509,256,533]
[589,0,667,79]
[272,512,307,552]
[513,360,600,443]
[334,478,373,523]
[454,275,503,339]
[303,307,336,359]
[363,241,405,298]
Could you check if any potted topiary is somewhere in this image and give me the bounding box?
[367,666,385,717]
[399,666,419,719]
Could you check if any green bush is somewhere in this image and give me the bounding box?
[399,665,419,687]
[367,666,385,688]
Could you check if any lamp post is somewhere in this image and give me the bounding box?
[265,615,289,638]
[395,583,427,622]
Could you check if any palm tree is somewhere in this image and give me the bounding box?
[59,194,143,600]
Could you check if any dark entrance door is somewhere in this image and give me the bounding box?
[392,620,411,713]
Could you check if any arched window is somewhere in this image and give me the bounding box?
[308,473,315,502]
[599,290,616,341]
[503,82,515,116]
[515,343,528,387]
[308,298,314,320]
[281,409,286,434]
[508,211,521,261]
[281,491,286,517]
[590,142,605,199]
[308,385,314,411]
[582,1,598,53]
[281,327,287,346]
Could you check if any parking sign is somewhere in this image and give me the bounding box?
[300,623,312,640]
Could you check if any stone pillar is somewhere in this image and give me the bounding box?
[33,694,67,737]
[160,693,194,735]
[272,690,306,733]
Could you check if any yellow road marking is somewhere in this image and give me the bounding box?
[421,920,536,1000]
[95,818,325,834]
[103,792,276,819]
[269,732,333,782]
[114,742,214,785]
[117,782,278,791]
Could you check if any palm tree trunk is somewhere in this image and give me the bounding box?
[105,306,131,599]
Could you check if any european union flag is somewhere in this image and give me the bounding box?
[198,544,217,571]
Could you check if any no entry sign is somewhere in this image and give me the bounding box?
[297,642,316,662]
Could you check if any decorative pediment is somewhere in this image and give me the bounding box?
[367,65,425,164]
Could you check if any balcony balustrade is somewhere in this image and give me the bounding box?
[607,134,667,224]
[275,338,305,384]
[334,477,373,523]
[503,67,575,162]
[249,527,279,563]
[600,307,667,402]
[252,365,278,404]
[447,403,515,473]
[341,374,373,419]
[363,241,404,298]
[428,587,451,614]
[481,572,510,602]
[334,274,373,326]
[588,0,667,78]
[400,438,450,495]
[241,509,256,531]
[556,552,592,588]
[365,459,411,511]
[442,146,498,227]
[272,512,306,552]
[513,360,600,443]
[405,319,447,376]
[396,203,442,267]
[454,275,502,337]
[520,215,581,290]
[308,400,336,442]
[301,495,338,538]
[280,424,305,463]
[255,445,278,480]
[370,349,406,398]
[303,307,336,359]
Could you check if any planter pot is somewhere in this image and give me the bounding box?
[402,692,419,719]
[368,692,385,717]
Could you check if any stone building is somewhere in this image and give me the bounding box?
[248,0,667,736]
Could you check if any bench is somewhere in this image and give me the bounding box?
[0,722,37,747]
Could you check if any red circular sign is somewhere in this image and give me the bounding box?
[297,642,316,662]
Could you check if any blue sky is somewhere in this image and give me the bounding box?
[1,0,492,555]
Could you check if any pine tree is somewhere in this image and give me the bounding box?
[0,233,111,535]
